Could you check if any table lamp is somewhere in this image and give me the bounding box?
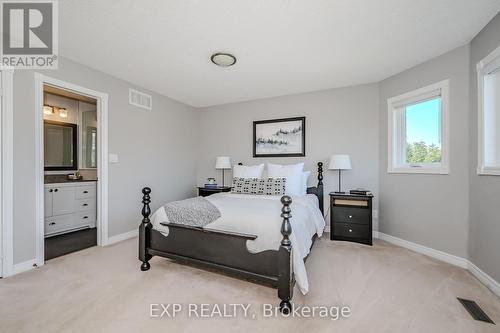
[328,154,352,194]
[215,156,231,187]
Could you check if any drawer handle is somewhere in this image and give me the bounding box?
[49,222,56,226]
[49,189,53,193]
[83,190,88,194]
[349,229,353,233]
[83,216,88,219]
[54,189,58,192]
[348,215,353,219]
[83,203,88,206]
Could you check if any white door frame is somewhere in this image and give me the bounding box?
[34,73,109,267]
[1,69,14,277]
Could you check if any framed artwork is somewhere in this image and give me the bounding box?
[253,117,305,157]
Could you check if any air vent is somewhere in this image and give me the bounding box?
[457,298,495,324]
[129,88,152,110]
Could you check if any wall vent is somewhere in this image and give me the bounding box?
[129,88,152,110]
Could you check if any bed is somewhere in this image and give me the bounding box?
[138,162,325,313]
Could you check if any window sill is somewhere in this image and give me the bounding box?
[387,166,449,175]
[477,167,500,176]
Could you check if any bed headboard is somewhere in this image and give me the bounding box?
[307,162,324,215]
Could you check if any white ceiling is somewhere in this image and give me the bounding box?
[60,0,500,107]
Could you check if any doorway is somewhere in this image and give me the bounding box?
[34,74,108,266]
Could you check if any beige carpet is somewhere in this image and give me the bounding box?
[1,236,499,333]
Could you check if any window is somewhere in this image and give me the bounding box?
[387,80,449,174]
[478,45,500,175]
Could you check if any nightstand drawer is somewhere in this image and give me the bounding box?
[332,206,370,225]
[333,223,370,239]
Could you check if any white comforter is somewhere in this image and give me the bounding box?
[151,193,325,294]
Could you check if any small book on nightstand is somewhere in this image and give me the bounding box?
[349,189,372,196]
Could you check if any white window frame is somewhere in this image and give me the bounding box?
[477,45,500,176]
[387,80,450,174]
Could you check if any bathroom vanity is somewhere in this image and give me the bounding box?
[44,181,97,237]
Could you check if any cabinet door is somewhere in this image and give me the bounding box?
[52,187,75,216]
[45,214,75,236]
[44,188,53,217]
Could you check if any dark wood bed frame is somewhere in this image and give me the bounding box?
[139,162,324,313]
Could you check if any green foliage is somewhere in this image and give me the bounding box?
[406,141,441,164]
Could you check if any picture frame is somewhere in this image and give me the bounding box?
[253,117,306,157]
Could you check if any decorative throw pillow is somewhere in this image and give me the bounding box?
[231,178,286,195]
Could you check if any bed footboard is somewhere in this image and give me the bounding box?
[138,188,296,313]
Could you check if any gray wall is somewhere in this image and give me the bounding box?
[378,45,471,258]
[196,84,380,227]
[13,57,198,264]
[469,13,500,282]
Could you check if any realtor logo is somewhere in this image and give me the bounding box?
[1,0,58,68]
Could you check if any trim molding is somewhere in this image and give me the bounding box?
[12,259,37,275]
[376,232,500,297]
[1,69,14,277]
[477,45,500,176]
[8,229,138,276]
[387,79,450,175]
[107,229,138,245]
[34,73,109,266]
[377,232,468,268]
[468,261,500,298]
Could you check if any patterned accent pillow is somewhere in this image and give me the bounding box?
[231,178,286,195]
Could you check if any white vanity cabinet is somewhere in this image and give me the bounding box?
[44,182,97,237]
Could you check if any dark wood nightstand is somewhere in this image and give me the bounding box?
[330,192,373,246]
[197,186,231,197]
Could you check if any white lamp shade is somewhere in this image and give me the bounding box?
[328,154,352,170]
[215,156,231,169]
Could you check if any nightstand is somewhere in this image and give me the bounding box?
[197,186,231,197]
[330,192,373,246]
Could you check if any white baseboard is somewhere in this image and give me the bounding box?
[376,232,500,298]
[468,261,500,298]
[377,232,468,269]
[12,259,37,275]
[106,229,138,245]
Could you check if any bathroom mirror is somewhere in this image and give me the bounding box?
[44,120,78,170]
[81,109,97,169]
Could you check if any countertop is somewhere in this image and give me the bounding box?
[44,175,97,184]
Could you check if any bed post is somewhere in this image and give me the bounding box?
[139,187,152,271]
[278,195,293,314]
[317,162,324,215]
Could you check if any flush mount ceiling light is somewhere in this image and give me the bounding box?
[211,53,237,67]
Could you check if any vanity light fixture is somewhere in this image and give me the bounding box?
[43,105,54,115]
[211,53,237,67]
[58,108,68,118]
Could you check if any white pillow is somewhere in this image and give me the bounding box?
[267,162,304,196]
[301,171,311,196]
[233,164,265,178]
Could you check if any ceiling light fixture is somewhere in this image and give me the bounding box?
[211,53,237,67]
